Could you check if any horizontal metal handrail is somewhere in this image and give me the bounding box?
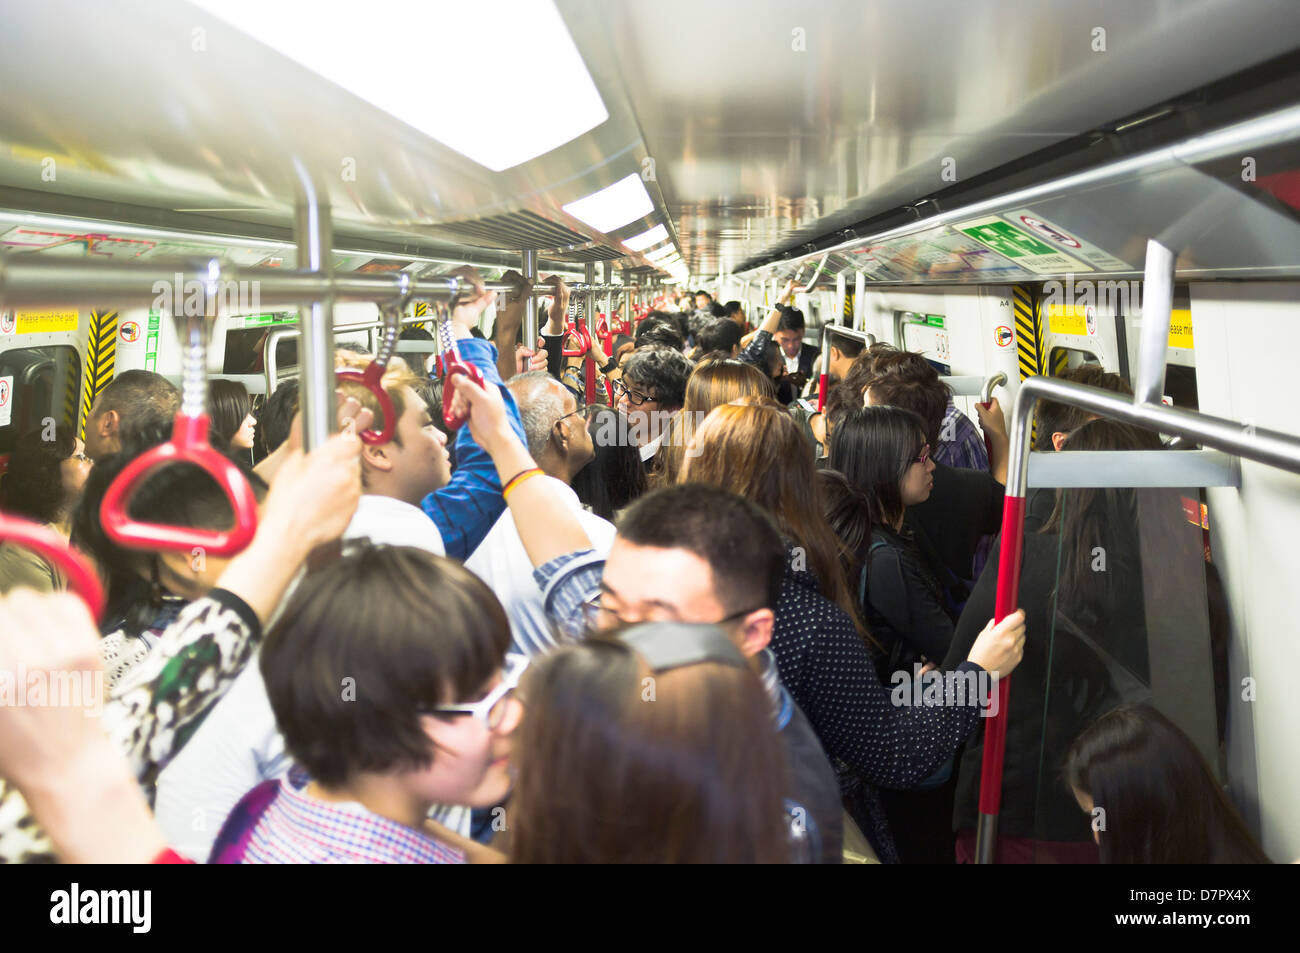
[1027,448,1241,488]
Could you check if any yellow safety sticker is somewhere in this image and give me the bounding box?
[1169,308,1194,349]
[16,310,79,334]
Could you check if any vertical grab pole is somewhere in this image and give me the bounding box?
[603,261,614,353]
[583,262,597,405]
[293,161,335,451]
[853,271,866,333]
[1133,239,1176,408]
[974,385,1033,864]
[521,249,539,351]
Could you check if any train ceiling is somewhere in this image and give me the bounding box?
[0,0,1298,288]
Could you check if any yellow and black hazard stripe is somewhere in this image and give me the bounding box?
[61,360,79,429]
[1013,284,1048,445]
[411,300,429,332]
[843,286,855,323]
[79,310,118,439]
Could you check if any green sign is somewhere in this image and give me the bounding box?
[924,314,945,328]
[228,313,296,329]
[957,220,1058,259]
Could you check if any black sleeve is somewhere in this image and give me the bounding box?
[943,540,1000,671]
[983,474,1007,535]
[542,333,566,379]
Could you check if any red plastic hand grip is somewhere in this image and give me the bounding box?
[441,357,485,430]
[561,323,592,357]
[0,513,106,621]
[100,413,259,558]
[336,363,396,445]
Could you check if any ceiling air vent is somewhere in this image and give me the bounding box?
[431,210,589,249]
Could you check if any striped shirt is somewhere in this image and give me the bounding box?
[935,400,990,473]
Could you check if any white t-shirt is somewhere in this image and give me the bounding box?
[153,495,444,861]
[465,477,616,657]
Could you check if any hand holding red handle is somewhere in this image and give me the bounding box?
[101,412,259,558]
[561,322,593,357]
[0,513,105,620]
[441,358,485,430]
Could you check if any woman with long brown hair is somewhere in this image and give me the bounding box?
[679,397,1026,862]
[653,358,776,486]
[509,624,794,863]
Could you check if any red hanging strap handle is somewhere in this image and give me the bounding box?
[0,513,105,620]
[436,288,486,430]
[334,288,407,445]
[561,321,592,357]
[101,412,260,557]
[101,303,258,558]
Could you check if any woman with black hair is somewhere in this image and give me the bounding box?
[0,426,93,593]
[1067,703,1270,863]
[209,379,256,454]
[830,405,955,673]
[571,407,648,521]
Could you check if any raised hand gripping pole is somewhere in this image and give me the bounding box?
[437,283,486,430]
[101,301,258,557]
[335,277,409,445]
[978,372,1008,463]
[0,514,105,620]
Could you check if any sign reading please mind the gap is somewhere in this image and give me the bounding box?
[956,217,1092,275]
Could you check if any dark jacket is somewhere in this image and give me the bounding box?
[861,525,957,674]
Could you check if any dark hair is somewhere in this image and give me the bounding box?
[611,334,633,359]
[72,426,268,635]
[208,379,252,450]
[262,545,511,789]
[1065,704,1270,863]
[817,469,875,580]
[696,318,743,357]
[863,360,949,448]
[509,633,791,863]
[776,307,805,333]
[572,408,649,521]
[1035,364,1134,451]
[2,426,77,523]
[724,301,743,318]
[828,329,865,360]
[837,343,901,405]
[399,325,434,341]
[762,342,783,379]
[90,370,180,447]
[831,405,927,529]
[617,484,786,614]
[633,320,684,352]
[622,346,692,410]
[708,302,728,319]
[258,379,300,456]
[1043,419,1163,640]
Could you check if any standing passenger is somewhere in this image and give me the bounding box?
[0,427,93,594]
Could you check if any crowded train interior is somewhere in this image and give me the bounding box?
[1,0,1299,892]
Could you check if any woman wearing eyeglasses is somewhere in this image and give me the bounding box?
[829,405,952,675]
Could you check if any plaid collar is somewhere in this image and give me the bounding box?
[261,769,467,865]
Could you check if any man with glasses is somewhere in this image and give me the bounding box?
[466,372,614,657]
[614,345,691,466]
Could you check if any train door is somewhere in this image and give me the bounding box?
[0,309,85,474]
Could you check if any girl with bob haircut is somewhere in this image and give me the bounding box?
[508,626,794,864]
[654,358,776,486]
[0,425,92,594]
[1066,704,1270,863]
[209,378,257,453]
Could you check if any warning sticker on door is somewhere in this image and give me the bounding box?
[1045,303,1095,337]
[16,310,79,334]
[1168,308,1194,349]
[994,325,1014,349]
[0,312,14,335]
[0,375,11,427]
[1000,210,1133,271]
[956,216,1092,275]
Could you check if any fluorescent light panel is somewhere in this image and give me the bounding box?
[645,243,680,262]
[190,0,607,172]
[622,223,668,251]
[561,174,654,234]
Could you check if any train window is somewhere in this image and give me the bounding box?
[1048,345,1101,374]
[221,314,298,374]
[0,345,82,454]
[1164,364,1199,411]
[896,311,951,373]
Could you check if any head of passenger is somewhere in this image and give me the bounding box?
[836,343,900,406]
[257,378,300,457]
[83,370,181,463]
[1065,703,1270,863]
[724,300,745,328]
[508,625,791,864]
[208,379,256,453]
[681,398,860,623]
[696,318,743,358]
[816,468,875,574]
[598,485,785,660]
[609,334,634,372]
[73,430,269,628]
[508,371,594,484]
[653,358,775,487]
[694,290,713,312]
[862,356,949,451]
[762,341,785,384]
[708,302,728,320]
[830,405,935,531]
[1035,363,1134,451]
[616,346,691,447]
[773,307,806,360]
[262,546,518,821]
[334,352,450,506]
[633,315,684,352]
[826,330,866,382]
[571,408,649,522]
[1,426,92,534]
